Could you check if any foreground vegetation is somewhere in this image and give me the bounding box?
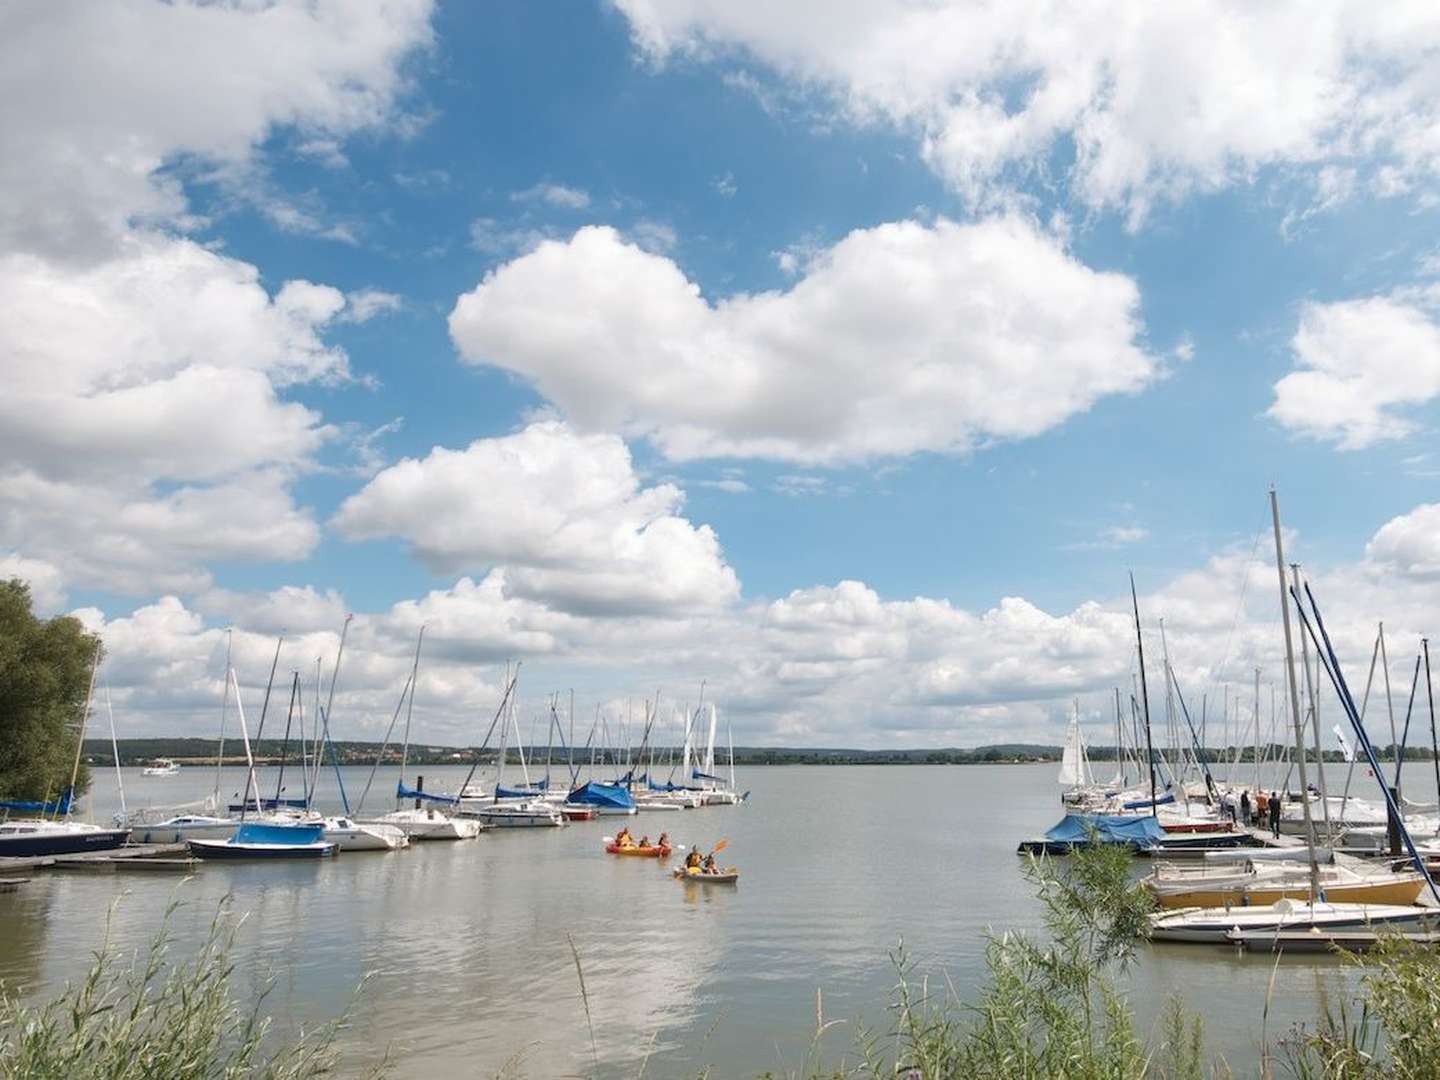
[759,846,1440,1079]
[0,900,369,1079]
[7,849,1440,1077]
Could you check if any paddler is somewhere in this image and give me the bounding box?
[638,834,651,849]
[616,826,634,848]
[657,832,670,850]
[702,853,719,874]
[685,846,703,870]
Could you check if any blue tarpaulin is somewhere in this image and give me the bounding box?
[0,788,73,815]
[1120,793,1176,811]
[566,781,636,810]
[231,821,326,845]
[1042,813,1166,848]
[396,782,460,806]
[691,769,724,782]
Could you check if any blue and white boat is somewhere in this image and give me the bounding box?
[188,820,336,860]
[566,780,637,817]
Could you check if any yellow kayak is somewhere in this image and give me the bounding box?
[673,866,739,884]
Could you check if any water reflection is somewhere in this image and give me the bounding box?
[2,763,1426,1075]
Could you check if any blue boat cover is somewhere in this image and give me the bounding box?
[691,769,724,782]
[1120,792,1177,811]
[228,797,309,812]
[396,782,460,806]
[496,784,545,799]
[232,821,326,845]
[1042,813,1166,846]
[566,781,636,810]
[0,788,73,815]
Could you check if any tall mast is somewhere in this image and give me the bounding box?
[1380,622,1398,791]
[1129,573,1158,815]
[1424,639,1438,833]
[214,628,232,802]
[398,625,425,798]
[1292,563,1333,844]
[1269,488,1322,903]
[64,642,101,820]
[1253,667,1261,794]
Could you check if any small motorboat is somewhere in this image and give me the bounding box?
[673,866,738,884]
[141,759,181,777]
[360,808,484,840]
[323,817,409,851]
[1147,898,1432,944]
[462,800,565,828]
[127,814,238,845]
[188,821,336,860]
[561,805,598,821]
[606,842,672,858]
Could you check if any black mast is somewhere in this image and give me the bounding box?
[1130,572,1158,815]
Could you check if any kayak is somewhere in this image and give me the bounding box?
[673,866,739,884]
[606,843,672,858]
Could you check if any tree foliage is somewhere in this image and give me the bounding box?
[0,579,100,800]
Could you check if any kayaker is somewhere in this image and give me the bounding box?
[638,834,651,848]
[657,832,670,849]
[702,853,718,874]
[616,827,634,848]
[685,846,703,870]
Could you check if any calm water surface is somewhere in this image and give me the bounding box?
[0,763,1421,1077]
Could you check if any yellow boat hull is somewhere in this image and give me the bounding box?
[1157,876,1424,910]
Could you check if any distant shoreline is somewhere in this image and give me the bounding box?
[85,737,1422,768]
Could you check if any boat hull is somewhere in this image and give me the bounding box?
[0,827,130,857]
[1149,904,1430,943]
[362,812,481,840]
[188,839,336,860]
[129,820,238,845]
[1156,877,1426,910]
[673,868,738,883]
[605,844,671,858]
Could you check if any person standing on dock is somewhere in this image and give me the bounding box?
[1268,791,1281,838]
[1240,790,1251,826]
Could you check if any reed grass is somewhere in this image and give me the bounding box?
[0,895,373,1079]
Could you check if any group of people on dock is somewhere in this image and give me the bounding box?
[1222,789,1283,837]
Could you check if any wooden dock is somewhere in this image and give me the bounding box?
[0,843,195,875]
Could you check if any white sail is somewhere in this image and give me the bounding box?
[1058,715,1086,786]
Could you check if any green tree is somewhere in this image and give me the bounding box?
[0,579,100,801]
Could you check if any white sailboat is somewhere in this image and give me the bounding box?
[457,668,564,828]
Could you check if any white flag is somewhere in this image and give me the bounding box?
[1333,724,1355,763]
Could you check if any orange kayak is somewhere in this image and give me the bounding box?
[605,843,672,858]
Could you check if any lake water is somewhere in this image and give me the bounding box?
[0,762,1423,1077]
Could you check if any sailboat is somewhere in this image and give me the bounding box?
[457,668,564,828]
[0,647,130,857]
[142,759,181,776]
[1058,702,1095,805]
[187,666,338,860]
[1148,490,1437,944]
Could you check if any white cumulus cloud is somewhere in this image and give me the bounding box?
[613,1,1440,225]
[333,421,741,616]
[449,218,1155,464]
[1270,294,1440,448]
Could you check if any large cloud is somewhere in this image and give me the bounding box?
[0,1,435,598]
[1269,293,1440,449]
[449,219,1155,464]
[0,0,434,262]
[45,494,1440,748]
[613,1,1440,224]
[333,421,741,615]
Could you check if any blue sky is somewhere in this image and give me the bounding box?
[5,1,1440,745]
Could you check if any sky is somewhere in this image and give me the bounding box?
[4,1,1440,750]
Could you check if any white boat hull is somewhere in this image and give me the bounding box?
[363,810,481,840]
[323,818,409,850]
[129,817,239,845]
[1148,900,1431,943]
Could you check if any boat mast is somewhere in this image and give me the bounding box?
[398,625,425,803]
[213,628,232,805]
[1253,667,1261,795]
[63,642,100,821]
[1291,564,1333,845]
[1424,639,1438,832]
[1380,622,1398,793]
[1114,687,1125,785]
[274,673,300,807]
[230,668,261,824]
[1129,573,1158,815]
[105,682,125,821]
[1269,488,1322,903]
